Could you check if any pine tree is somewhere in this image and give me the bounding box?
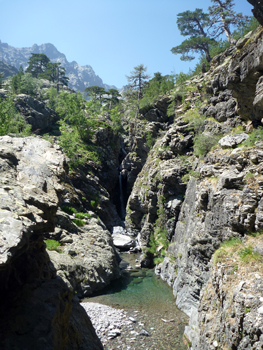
[10,65,24,93]
[26,53,50,78]
[85,86,107,104]
[208,0,249,44]
[126,64,150,147]
[171,9,215,62]
[106,88,121,110]
[126,64,150,99]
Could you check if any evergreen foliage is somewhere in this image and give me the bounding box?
[194,133,221,157]
[25,53,68,87]
[0,94,31,136]
[172,3,253,67]
[139,72,175,109]
[85,86,107,104]
[45,85,124,169]
[171,9,215,62]
[26,53,50,78]
[208,0,249,44]
[126,64,150,99]
[46,62,69,86]
[125,64,150,146]
[105,88,121,110]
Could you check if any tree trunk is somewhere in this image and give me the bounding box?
[204,46,212,62]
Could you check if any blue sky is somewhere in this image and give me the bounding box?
[0,0,253,88]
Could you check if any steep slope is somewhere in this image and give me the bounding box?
[124,25,263,349]
[0,41,116,91]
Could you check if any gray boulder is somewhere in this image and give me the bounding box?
[112,230,136,250]
[218,133,249,148]
[49,216,120,296]
[0,136,102,349]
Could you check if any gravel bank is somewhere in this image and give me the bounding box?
[81,302,152,349]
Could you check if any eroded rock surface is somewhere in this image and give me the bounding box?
[0,136,103,349]
[48,212,120,297]
[125,26,263,349]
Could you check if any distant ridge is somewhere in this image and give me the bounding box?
[0,41,117,92]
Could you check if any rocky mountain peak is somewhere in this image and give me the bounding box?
[0,41,117,92]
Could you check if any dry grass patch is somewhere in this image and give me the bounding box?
[213,235,263,273]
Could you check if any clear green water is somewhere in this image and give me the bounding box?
[85,253,188,350]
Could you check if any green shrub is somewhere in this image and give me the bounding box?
[147,233,158,255]
[72,218,86,227]
[242,127,263,148]
[61,206,78,215]
[139,72,175,108]
[145,131,155,149]
[10,71,42,97]
[167,101,176,117]
[75,212,91,219]
[45,239,61,252]
[0,94,31,136]
[194,133,221,157]
[219,237,242,248]
[153,256,164,265]
[244,172,255,182]
[238,245,261,263]
[90,200,97,209]
[182,170,201,183]
[109,106,124,133]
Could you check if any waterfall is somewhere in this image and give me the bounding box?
[119,172,126,220]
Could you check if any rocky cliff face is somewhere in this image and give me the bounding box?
[124,25,263,349]
[0,41,116,91]
[0,136,103,349]
[2,8,263,350]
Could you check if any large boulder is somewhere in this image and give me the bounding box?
[0,136,103,350]
[48,214,120,297]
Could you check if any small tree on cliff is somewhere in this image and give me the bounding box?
[171,9,215,62]
[208,0,249,44]
[126,64,150,100]
[126,64,150,147]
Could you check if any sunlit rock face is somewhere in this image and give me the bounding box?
[0,136,103,350]
[124,26,263,349]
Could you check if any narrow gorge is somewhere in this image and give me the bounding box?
[2,6,263,350]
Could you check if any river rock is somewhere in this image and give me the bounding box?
[112,232,136,250]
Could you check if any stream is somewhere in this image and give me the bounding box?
[84,253,188,350]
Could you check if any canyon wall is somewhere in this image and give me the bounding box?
[125,26,263,349]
